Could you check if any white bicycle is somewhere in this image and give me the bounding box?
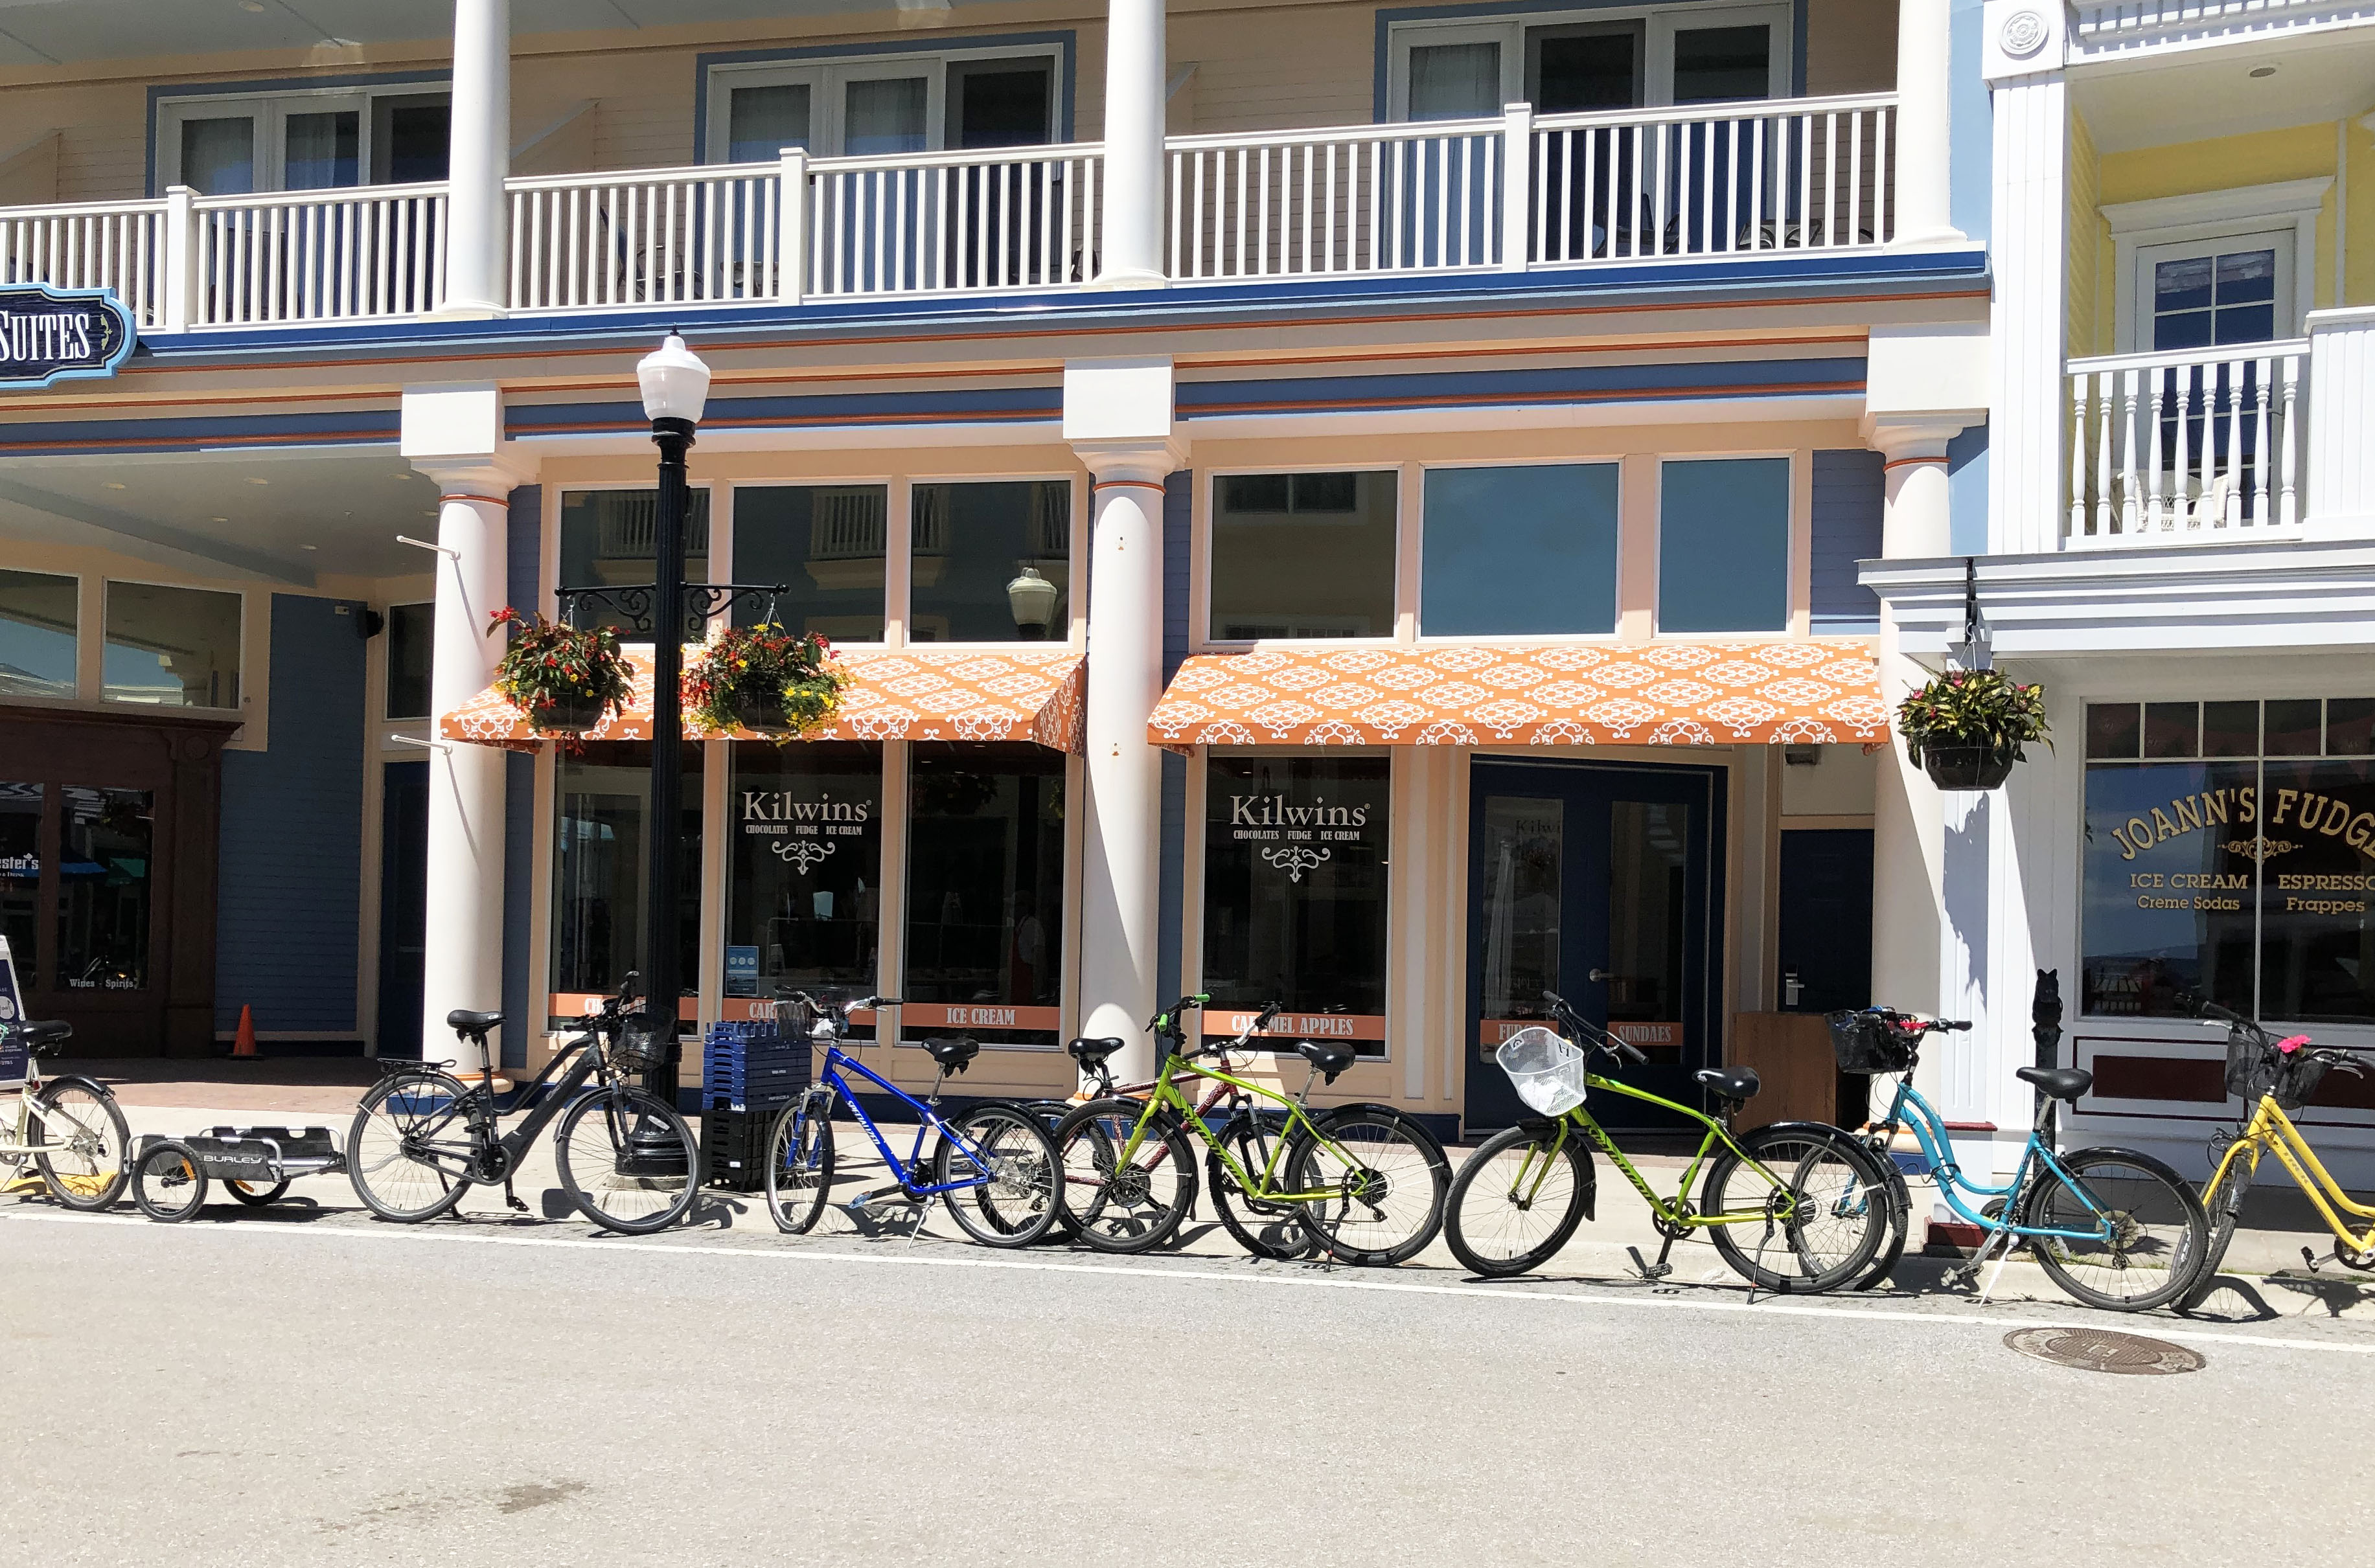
[1,1019,130,1210]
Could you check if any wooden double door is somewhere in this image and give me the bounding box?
[0,704,235,1056]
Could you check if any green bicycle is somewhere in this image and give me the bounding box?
[1053,997,1451,1266]
[1443,992,1891,1292]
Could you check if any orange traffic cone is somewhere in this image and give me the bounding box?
[231,1004,258,1058]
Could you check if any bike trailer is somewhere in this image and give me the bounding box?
[136,1126,348,1183]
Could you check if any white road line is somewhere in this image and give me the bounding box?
[6,1208,2369,1358]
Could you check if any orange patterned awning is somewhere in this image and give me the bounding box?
[1147,641,1886,747]
[441,646,1085,754]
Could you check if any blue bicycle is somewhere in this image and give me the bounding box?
[761,993,1061,1247]
[1833,1009,2208,1312]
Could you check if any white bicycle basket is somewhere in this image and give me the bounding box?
[1495,1026,1589,1117]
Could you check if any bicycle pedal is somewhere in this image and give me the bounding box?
[1625,1246,1673,1282]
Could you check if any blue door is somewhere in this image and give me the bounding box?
[1465,759,1724,1133]
[376,761,428,1058]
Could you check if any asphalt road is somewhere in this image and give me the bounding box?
[3,1203,2370,1568]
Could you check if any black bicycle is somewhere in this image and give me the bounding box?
[345,975,699,1234]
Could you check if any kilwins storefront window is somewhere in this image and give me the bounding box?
[902,744,1066,1049]
[2083,699,2375,1023]
[550,744,703,1030]
[1202,755,1390,1057]
[728,745,882,1038]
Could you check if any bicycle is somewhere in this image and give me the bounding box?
[345,975,700,1235]
[1052,996,1449,1266]
[1834,1007,2208,1312]
[761,993,1061,1249]
[2177,999,2375,1309]
[1040,1030,1320,1260]
[1444,992,1889,1292]
[0,1018,128,1210]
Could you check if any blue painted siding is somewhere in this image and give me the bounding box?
[1951,0,1991,244]
[1809,449,1883,634]
[216,594,366,1033]
[501,486,541,1065]
[1156,472,1191,1008]
[1949,424,1989,556]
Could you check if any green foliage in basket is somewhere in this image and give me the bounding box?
[683,622,847,740]
[487,607,632,731]
[1896,668,2051,766]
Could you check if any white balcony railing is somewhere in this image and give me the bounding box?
[2069,0,2375,58]
[1531,95,1895,262]
[0,93,1905,333]
[2065,342,2307,545]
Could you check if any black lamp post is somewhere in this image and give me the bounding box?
[634,332,712,1114]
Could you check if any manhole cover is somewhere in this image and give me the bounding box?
[2002,1326,2205,1375]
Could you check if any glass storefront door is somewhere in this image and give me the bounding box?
[1466,760,1723,1131]
[549,743,704,1029]
[726,743,882,1037]
[902,743,1066,1048]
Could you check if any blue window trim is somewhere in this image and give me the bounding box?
[147,69,451,197]
[693,31,1077,163]
[1372,0,1807,122]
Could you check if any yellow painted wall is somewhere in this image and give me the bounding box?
[2069,107,2104,358]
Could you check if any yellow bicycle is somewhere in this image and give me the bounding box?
[2181,999,2375,1308]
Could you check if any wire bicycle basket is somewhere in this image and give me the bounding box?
[1828,1010,1918,1074]
[611,1011,672,1074]
[1495,1026,1591,1117]
[2227,1027,2332,1111]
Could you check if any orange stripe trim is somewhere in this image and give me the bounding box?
[439,492,512,508]
[1093,479,1169,492]
[1881,455,1947,470]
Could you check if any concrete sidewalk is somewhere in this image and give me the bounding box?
[39,1076,2372,1331]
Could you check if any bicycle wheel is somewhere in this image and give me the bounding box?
[1851,1155,1914,1291]
[130,1141,207,1222]
[1287,1106,1450,1267]
[1703,1126,1888,1293]
[1022,1100,1084,1242]
[1209,1111,1320,1261]
[1444,1121,1594,1278]
[1053,1097,1197,1254]
[2178,1149,2255,1312]
[347,1069,474,1223]
[763,1096,835,1236]
[2024,1146,2207,1312]
[556,1087,698,1236]
[30,1082,128,1211]
[936,1102,1061,1248]
[225,1179,292,1207]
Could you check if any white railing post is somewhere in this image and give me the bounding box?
[159,185,197,332]
[1499,102,1532,272]
[777,148,808,304]
[2304,308,2375,536]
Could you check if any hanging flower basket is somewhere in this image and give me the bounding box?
[487,608,633,738]
[685,623,847,741]
[1896,668,2050,792]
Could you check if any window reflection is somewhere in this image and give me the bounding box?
[731,486,889,642]
[1477,795,1561,1060]
[908,481,1070,643]
[904,744,1064,1049]
[57,786,150,990]
[104,583,240,709]
[0,782,38,986]
[557,490,713,635]
[549,744,702,1029]
[727,745,880,1037]
[0,570,77,700]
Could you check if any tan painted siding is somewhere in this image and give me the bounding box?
[1805,0,1897,97]
[1173,5,1376,134]
[2068,107,2103,359]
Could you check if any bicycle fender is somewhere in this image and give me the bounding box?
[1516,1115,1596,1221]
[38,1073,116,1104]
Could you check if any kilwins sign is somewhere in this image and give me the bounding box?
[0,285,135,389]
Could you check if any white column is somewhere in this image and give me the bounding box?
[403,383,527,1075]
[1064,356,1184,1078]
[1892,0,1962,245]
[1096,0,1168,288]
[442,0,511,316]
[1984,3,2069,553]
[417,483,512,1073]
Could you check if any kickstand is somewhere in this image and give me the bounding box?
[1951,1223,2017,1303]
[1628,1236,1678,1282]
[905,1192,930,1248]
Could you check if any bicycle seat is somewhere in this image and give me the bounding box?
[924,1036,980,1073]
[446,1009,502,1036]
[16,1019,72,1050]
[2017,1065,2093,1102]
[1068,1036,1126,1068]
[1694,1065,1761,1102]
[1294,1040,1358,1079]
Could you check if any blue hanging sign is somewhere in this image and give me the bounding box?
[0,284,135,390]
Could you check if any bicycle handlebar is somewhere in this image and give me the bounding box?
[1541,992,1647,1065]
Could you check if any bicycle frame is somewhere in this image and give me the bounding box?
[2207,1094,2375,1253]
[0,1061,105,1163]
[384,1031,609,1183]
[1110,1050,1352,1203]
[1871,1073,2117,1245]
[809,1045,1000,1198]
[1515,1074,1798,1231]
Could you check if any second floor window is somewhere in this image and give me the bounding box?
[158,89,450,195]
[1390,3,1789,120]
[709,49,1058,163]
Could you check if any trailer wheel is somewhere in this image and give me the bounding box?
[132,1141,209,1222]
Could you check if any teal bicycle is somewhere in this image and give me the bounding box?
[1834,1009,2208,1311]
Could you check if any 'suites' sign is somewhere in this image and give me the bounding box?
[0,284,135,389]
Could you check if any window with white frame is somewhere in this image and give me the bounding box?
[705,46,1061,163]
[1387,3,1790,120]
[155,85,450,195]
[2105,179,2328,354]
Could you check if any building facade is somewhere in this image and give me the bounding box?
[0,0,1999,1142]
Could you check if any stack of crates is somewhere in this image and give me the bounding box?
[700,1017,811,1192]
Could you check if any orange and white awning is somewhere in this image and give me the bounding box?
[1147,641,1886,747]
[441,646,1086,754]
